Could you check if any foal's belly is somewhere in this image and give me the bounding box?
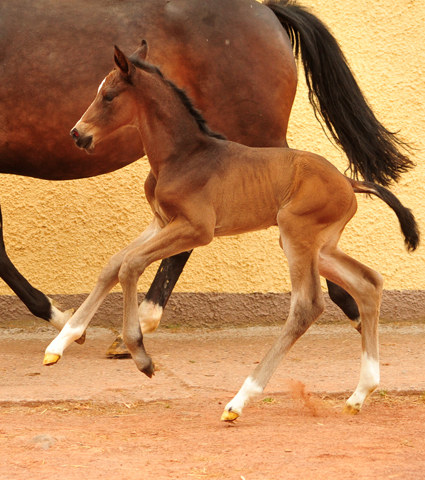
[213,187,281,237]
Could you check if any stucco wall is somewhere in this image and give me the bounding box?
[0,0,424,300]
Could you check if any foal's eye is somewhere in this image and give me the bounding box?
[103,93,115,103]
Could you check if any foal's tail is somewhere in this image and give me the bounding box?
[348,179,420,252]
[265,0,414,187]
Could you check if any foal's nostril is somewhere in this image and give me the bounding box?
[70,128,80,141]
[70,128,93,150]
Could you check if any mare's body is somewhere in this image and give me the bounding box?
[43,46,419,419]
[0,0,296,329]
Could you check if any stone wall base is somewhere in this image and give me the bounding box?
[0,290,424,330]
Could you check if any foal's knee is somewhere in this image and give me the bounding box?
[118,258,142,285]
[356,269,383,320]
[361,270,384,303]
[97,252,123,286]
[370,270,384,293]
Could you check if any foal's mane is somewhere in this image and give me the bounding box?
[128,56,226,141]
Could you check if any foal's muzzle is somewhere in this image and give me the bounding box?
[70,127,93,151]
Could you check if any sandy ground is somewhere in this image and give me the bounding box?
[1,321,425,479]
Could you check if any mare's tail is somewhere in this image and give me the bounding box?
[348,178,420,252]
[265,0,414,187]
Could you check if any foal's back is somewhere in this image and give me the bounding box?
[205,141,357,238]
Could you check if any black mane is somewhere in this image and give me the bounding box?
[129,56,226,141]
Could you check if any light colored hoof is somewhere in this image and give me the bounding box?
[43,354,61,366]
[343,404,360,415]
[106,334,131,358]
[221,410,239,422]
[75,330,86,345]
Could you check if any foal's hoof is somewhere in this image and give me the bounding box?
[43,354,61,366]
[75,330,86,345]
[343,404,360,415]
[221,410,239,422]
[141,361,155,379]
[106,334,131,358]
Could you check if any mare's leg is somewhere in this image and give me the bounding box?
[222,211,326,421]
[326,280,361,332]
[319,245,383,413]
[138,251,192,333]
[0,206,74,332]
[118,219,212,376]
[43,219,161,365]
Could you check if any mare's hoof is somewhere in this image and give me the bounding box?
[343,404,360,415]
[221,410,239,422]
[43,354,61,366]
[106,334,131,358]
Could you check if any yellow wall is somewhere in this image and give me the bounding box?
[0,0,424,296]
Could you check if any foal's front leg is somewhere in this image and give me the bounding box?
[43,220,161,365]
[118,218,213,376]
[106,251,193,357]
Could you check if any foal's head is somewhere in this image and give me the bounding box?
[70,43,149,152]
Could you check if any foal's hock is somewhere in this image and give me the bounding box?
[45,44,419,420]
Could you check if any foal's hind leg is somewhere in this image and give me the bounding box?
[222,214,326,421]
[319,246,383,413]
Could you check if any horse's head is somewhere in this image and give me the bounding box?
[70,43,148,152]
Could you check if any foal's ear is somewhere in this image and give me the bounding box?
[114,46,134,81]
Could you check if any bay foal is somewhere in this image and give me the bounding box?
[46,45,419,419]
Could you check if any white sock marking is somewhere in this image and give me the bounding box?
[346,352,379,410]
[139,300,163,334]
[224,376,263,416]
[45,321,86,357]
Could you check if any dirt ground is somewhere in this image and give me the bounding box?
[1,322,425,479]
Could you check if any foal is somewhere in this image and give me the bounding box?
[46,44,419,420]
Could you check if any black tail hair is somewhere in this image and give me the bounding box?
[349,179,420,252]
[266,0,414,187]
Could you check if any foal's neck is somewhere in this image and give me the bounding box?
[134,73,216,177]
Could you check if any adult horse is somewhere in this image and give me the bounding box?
[0,0,412,344]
